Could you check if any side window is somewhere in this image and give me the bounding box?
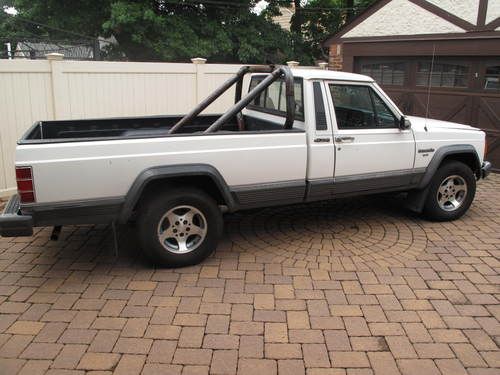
[329,84,398,129]
[265,81,281,110]
[278,83,287,112]
[294,82,304,117]
[249,77,263,106]
[248,77,304,120]
[329,85,374,128]
[371,94,398,128]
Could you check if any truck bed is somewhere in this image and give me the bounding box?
[20,114,240,144]
[19,113,287,144]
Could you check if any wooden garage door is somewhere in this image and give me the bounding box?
[355,57,500,172]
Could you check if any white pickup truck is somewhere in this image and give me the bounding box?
[0,65,491,267]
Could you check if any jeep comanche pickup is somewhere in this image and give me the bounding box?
[0,65,491,266]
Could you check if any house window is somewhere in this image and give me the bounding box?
[484,66,500,90]
[416,62,469,88]
[360,62,406,86]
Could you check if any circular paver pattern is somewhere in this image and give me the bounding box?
[224,196,428,270]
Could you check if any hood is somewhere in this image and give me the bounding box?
[406,116,480,131]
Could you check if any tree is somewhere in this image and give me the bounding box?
[0,0,307,64]
[298,0,376,61]
[345,0,354,20]
[1,0,111,39]
[290,0,303,34]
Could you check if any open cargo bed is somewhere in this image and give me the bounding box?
[19,65,296,145]
[20,114,238,143]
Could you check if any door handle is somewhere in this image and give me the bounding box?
[314,137,331,143]
[335,136,355,143]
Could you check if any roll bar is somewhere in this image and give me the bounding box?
[168,65,296,134]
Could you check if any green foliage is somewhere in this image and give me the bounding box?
[1,0,302,64]
[295,0,377,61]
[0,0,375,64]
[101,0,299,63]
[1,0,110,39]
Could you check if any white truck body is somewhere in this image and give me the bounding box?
[1,67,491,262]
[15,70,485,204]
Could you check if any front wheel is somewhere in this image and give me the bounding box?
[137,188,223,267]
[423,161,476,221]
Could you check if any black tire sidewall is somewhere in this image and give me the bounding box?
[137,188,222,267]
[424,161,476,221]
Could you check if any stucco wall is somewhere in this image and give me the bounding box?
[486,0,500,24]
[426,0,479,25]
[343,0,466,38]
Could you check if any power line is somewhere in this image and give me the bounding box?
[11,16,97,41]
[9,16,115,44]
[5,1,365,43]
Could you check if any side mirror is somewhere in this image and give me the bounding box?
[399,116,411,130]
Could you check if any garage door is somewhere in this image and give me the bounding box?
[355,57,500,172]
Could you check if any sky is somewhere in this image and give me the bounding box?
[254,1,269,14]
[255,1,309,14]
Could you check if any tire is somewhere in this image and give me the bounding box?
[423,161,476,221]
[136,187,223,267]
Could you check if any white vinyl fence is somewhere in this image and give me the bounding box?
[0,58,257,197]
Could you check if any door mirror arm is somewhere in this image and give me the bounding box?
[399,116,411,130]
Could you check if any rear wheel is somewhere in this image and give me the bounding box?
[423,161,476,221]
[137,188,223,267]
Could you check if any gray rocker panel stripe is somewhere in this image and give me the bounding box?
[307,168,426,201]
[230,180,306,209]
[231,168,426,209]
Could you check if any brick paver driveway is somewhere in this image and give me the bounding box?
[0,175,499,375]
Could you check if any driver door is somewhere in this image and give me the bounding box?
[325,81,416,192]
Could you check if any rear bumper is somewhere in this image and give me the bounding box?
[0,195,33,237]
[481,161,491,179]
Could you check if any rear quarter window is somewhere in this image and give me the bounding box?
[247,76,304,121]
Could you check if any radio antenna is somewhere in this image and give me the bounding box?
[424,44,436,132]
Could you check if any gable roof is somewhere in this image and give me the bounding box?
[323,0,500,46]
[15,41,94,60]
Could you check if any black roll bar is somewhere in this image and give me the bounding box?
[205,66,295,133]
[169,65,296,134]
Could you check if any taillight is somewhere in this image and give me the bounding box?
[16,166,36,204]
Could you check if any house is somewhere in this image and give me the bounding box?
[14,41,95,60]
[273,3,295,31]
[323,0,500,171]
[11,36,120,61]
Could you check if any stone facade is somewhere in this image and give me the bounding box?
[342,0,465,38]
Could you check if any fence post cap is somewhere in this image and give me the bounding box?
[286,61,299,67]
[318,62,328,70]
[191,57,207,64]
[46,53,64,61]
